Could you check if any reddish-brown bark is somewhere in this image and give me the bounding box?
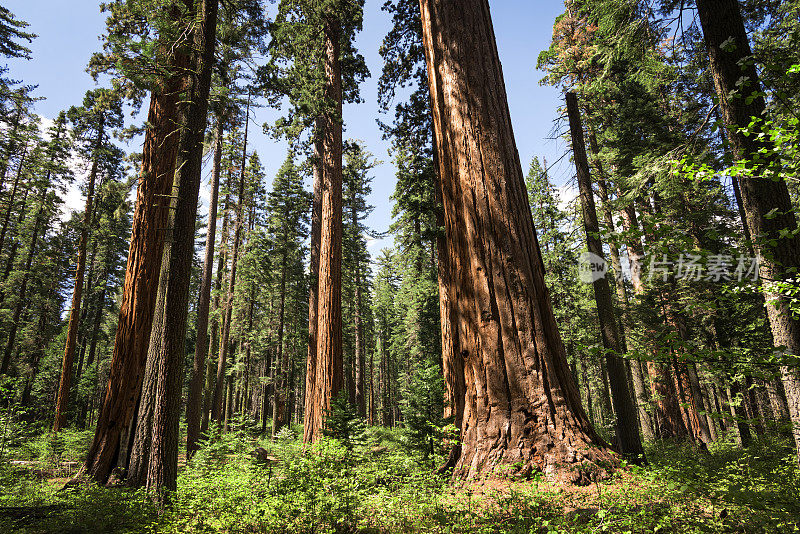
[80,64,185,485]
[304,15,344,444]
[303,125,323,443]
[419,0,616,482]
[146,0,218,495]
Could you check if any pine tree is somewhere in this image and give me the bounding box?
[54,88,124,432]
[266,152,309,438]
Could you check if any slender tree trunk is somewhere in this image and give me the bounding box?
[729,381,753,446]
[582,361,595,428]
[379,327,390,427]
[621,197,688,440]
[696,0,800,463]
[598,356,614,427]
[368,350,375,425]
[353,246,365,416]
[75,223,100,383]
[80,52,186,484]
[0,178,34,311]
[201,191,230,434]
[78,283,107,428]
[211,98,250,423]
[272,251,288,439]
[186,116,223,457]
[419,0,615,481]
[566,92,644,463]
[0,185,46,376]
[146,0,218,497]
[587,128,654,441]
[305,14,344,443]
[53,122,103,432]
[0,106,23,195]
[0,140,28,261]
[0,130,56,376]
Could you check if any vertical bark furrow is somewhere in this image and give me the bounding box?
[419,0,614,482]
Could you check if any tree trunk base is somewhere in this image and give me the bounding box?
[453,431,618,486]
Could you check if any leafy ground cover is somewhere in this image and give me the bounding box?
[1,423,798,533]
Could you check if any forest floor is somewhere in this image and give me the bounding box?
[1,424,799,533]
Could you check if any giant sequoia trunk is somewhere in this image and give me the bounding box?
[695,0,800,462]
[304,15,344,444]
[566,92,644,463]
[419,0,615,482]
[303,125,323,443]
[80,58,186,486]
[146,0,217,495]
[53,121,103,432]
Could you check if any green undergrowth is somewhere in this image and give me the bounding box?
[1,423,798,533]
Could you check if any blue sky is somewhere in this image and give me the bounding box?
[3,0,576,256]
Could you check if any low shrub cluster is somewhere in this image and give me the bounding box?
[1,423,799,533]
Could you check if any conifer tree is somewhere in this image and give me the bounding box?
[267,152,309,437]
[1,113,72,377]
[81,0,193,484]
[342,141,374,416]
[266,0,367,442]
[420,0,616,480]
[53,88,124,432]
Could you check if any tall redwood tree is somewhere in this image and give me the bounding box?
[419,0,615,481]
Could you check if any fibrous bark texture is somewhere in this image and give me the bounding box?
[146,0,218,495]
[80,63,185,485]
[419,0,615,482]
[303,126,323,443]
[304,15,344,444]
